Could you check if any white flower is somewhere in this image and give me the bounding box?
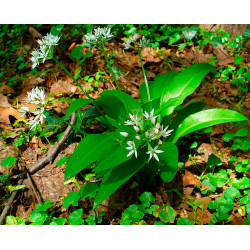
[19,106,30,118]
[83,27,114,47]
[26,119,39,130]
[135,135,141,140]
[124,34,138,50]
[120,132,129,137]
[30,33,60,68]
[133,126,140,132]
[143,108,159,125]
[146,146,164,162]
[162,125,174,138]
[32,107,46,125]
[25,87,46,105]
[139,36,150,48]
[124,113,139,127]
[125,140,137,158]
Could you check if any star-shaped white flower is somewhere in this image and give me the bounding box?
[162,125,174,138]
[125,140,137,158]
[124,113,140,127]
[143,108,159,125]
[146,145,164,162]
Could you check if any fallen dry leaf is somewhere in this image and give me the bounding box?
[50,80,78,95]
[183,170,202,187]
[0,93,11,108]
[0,107,20,124]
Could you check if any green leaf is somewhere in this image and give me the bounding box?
[231,138,250,151]
[213,197,234,213]
[239,196,250,205]
[234,128,249,137]
[94,149,148,209]
[51,24,64,36]
[178,43,187,50]
[160,63,215,116]
[235,161,250,173]
[56,156,70,166]
[6,216,24,225]
[208,171,227,188]
[62,191,81,208]
[50,217,66,225]
[36,200,53,212]
[177,217,195,225]
[70,45,84,60]
[158,142,179,183]
[64,98,92,120]
[222,132,234,142]
[122,204,144,223]
[79,183,99,200]
[139,192,155,207]
[172,109,248,144]
[140,71,178,104]
[85,215,96,225]
[159,205,176,223]
[67,209,84,225]
[224,187,241,201]
[235,56,243,65]
[169,102,206,133]
[96,95,126,124]
[211,36,223,47]
[65,132,116,179]
[29,211,48,225]
[1,156,16,167]
[243,27,250,37]
[182,26,199,41]
[101,90,142,115]
[233,177,250,189]
[207,154,222,168]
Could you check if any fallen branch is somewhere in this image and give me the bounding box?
[0,112,76,224]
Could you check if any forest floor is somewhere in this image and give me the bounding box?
[0,24,249,225]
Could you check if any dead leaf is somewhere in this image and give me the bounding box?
[213,45,235,66]
[0,107,20,124]
[183,187,194,196]
[0,93,11,108]
[183,170,202,187]
[50,80,78,95]
[28,26,42,39]
[0,83,15,94]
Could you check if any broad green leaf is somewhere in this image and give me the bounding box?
[139,192,155,207]
[65,132,116,179]
[168,101,206,138]
[51,24,64,36]
[158,142,178,183]
[177,217,195,225]
[1,156,16,167]
[62,191,81,208]
[64,98,92,120]
[94,149,148,209]
[160,63,215,116]
[85,215,96,225]
[172,109,248,144]
[67,209,84,225]
[234,128,249,137]
[207,154,222,168]
[235,161,250,173]
[79,183,99,200]
[159,205,176,223]
[209,197,234,214]
[101,90,142,115]
[224,187,241,201]
[139,71,178,104]
[208,171,227,188]
[222,132,234,142]
[96,95,126,123]
[239,196,250,205]
[182,25,199,41]
[56,156,70,166]
[50,217,66,225]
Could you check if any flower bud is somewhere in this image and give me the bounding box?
[120,132,129,137]
[133,126,140,132]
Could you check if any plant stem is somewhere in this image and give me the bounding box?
[100,46,128,113]
[53,57,114,131]
[138,50,151,102]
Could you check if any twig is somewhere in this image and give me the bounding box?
[0,112,76,224]
[26,168,43,204]
[0,179,23,225]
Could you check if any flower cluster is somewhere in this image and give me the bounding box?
[19,87,47,130]
[30,33,60,68]
[83,27,114,47]
[124,34,150,50]
[120,109,174,162]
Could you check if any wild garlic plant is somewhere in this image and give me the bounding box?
[19,87,47,130]
[27,26,248,210]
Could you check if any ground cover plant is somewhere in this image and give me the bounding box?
[0,24,249,225]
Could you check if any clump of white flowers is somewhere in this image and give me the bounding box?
[30,33,60,68]
[19,87,47,130]
[83,27,114,47]
[120,109,174,162]
[124,34,150,51]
